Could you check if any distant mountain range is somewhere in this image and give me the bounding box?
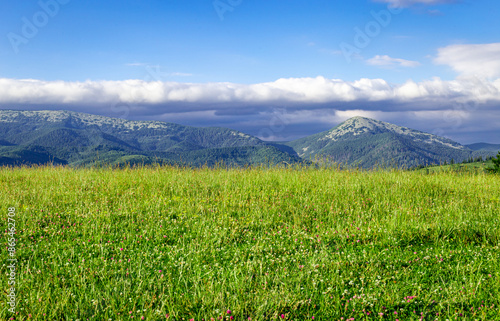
[0,110,497,168]
[0,110,303,167]
[465,143,500,152]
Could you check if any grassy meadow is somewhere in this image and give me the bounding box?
[1,165,500,320]
[420,159,496,174]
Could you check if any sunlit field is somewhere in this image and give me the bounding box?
[1,165,499,320]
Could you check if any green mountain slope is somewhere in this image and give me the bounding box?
[0,110,303,167]
[285,116,490,168]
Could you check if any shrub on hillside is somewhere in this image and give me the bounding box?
[490,151,500,173]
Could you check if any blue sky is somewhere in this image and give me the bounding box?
[1,0,500,143]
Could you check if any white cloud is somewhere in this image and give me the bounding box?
[0,76,499,107]
[434,43,500,79]
[375,0,459,8]
[366,55,421,68]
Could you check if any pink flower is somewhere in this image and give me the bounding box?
[120,248,124,251]
[141,317,145,320]
[227,310,231,315]
[230,317,234,321]
[281,314,285,319]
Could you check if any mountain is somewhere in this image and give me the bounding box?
[0,110,304,167]
[284,116,489,168]
[1,111,496,168]
[466,143,500,153]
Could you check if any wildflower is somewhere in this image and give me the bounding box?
[227,310,231,315]
[281,314,285,319]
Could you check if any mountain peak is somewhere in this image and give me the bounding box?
[285,116,473,167]
[346,116,374,121]
[323,116,400,141]
[340,116,380,128]
[324,117,465,149]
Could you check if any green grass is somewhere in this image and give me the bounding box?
[1,165,499,320]
[421,159,495,173]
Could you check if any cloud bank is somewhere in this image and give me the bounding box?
[0,74,500,108]
[1,76,499,107]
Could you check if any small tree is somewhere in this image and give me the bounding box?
[492,151,500,173]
